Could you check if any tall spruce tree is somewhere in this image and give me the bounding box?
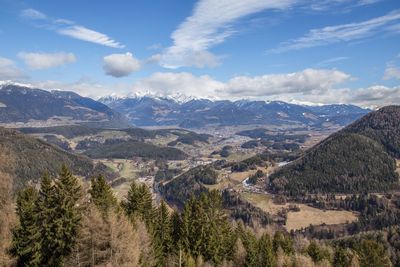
[153,201,172,266]
[11,187,41,266]
[257,233,275,267]
[89,175,117,213]
[39,166,82,266]
[122,181,154,228]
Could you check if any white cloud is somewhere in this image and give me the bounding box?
[18,52,76,70]
[20,8,47,20]
[128,69,351,101]
[20,9,124,48]
[103,53,141,77]
[268,9,400,53]
[221,69,351,97]
[160,0,296,68]
[32,78,120,99]
[125,69,399,108]
[58,26,124,49]
[342,85,400,108]
[383,65,400,80]
[0,57,26,79]
[6,68,397,108]
[132,72,224,98]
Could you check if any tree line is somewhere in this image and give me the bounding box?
[6,166,395,266]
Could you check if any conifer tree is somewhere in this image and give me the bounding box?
[40,166,82,266]
[273,231,294,255]
[11,187,41,266]
[153,201,172,266]
[89,174,117,213]
[257,233,275,267]
[122,181,154,228]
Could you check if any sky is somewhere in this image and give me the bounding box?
[0,0,399,107]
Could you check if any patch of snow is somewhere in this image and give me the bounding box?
[278,161,289,167]
[0,80,35,89]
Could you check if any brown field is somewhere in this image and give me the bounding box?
[230,170,255,183]
[285,205,358,231]
[241,192,358,231]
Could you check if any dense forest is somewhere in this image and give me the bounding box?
[161,165,218,207]
[269,106,400,196]
[0,128,95,190]
[342,105,400,158]
[84,140,188,160]
[2,166,398,267]
[269,132,398,195]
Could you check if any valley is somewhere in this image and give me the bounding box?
[2,83,400,266]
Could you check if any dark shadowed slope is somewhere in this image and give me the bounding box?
[269,106,400,195]
[0,83,128,127]
[0,127,95,190]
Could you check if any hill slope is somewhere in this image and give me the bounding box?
[0,127,96,190]
[0,82,128,127]
[269,106,400,195]
[342,105,400,157]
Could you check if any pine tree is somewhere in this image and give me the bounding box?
[358,239,391,267]
[307,241,330,263]
[257,233,275,267]
[333,247,355,267]
[170,210,183,248]
[40,166,82,266]
[11,187,41,266]
[36,173,56,266]
[122,181,154,228]
[273,231,294,255]
[153,201,172,266]
[89,174,117,213]
[179,191,235,265]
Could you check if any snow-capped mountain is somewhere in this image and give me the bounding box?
[99,94,370,128]
[0,83,129,127]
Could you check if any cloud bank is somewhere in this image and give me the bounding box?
[18,52,76,70]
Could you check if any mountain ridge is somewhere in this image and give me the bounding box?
[0,83,129,128]
[269,105,400,195]
[99,94,370,127]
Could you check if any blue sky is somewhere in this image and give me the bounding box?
[0,0,399,107]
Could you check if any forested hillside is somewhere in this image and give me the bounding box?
[342,105,400,157]
[0,127,98,190]
[269,106,400,195]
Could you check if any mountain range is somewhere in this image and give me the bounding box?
[99,95,370,128]
[0,82,128,127]
[0,82,370,129]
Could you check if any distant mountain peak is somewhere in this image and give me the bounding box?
[0,80,35,89]
[100,94,370,128]
[100,91,202,104]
